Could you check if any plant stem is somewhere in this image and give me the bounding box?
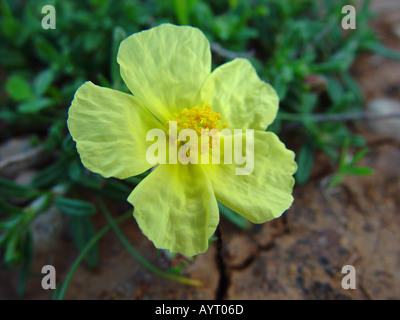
[98,198,202,287]
[56,211,131,300]
[279,111,400,131]
[210,42,254,59]
[279,111,400,123]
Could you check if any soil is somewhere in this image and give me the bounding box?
[1,0,400,300]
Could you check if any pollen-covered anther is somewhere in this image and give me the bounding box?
[172,104,227,136]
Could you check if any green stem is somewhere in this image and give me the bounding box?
[56,211,131,300]
[97,198,202,287]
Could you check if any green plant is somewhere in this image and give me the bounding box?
[328,140,374,188]
[1,0,399,297]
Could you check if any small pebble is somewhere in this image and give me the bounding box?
[366,98,400,141]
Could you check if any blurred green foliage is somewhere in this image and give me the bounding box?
[328,139,374,188]
[1,0,399,297]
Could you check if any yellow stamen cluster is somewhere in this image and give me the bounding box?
[173,104,228,135]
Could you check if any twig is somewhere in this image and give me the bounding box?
[280,111,400,131]
[210,42,255,60]
[0,146,43,171]
[310,112,400,123]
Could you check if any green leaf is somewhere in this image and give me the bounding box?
[343,166,374,176]
[0,177,39,199]
[192,2,213,28]
[44,120,66,151]
[326,77,344,104]
[99,179,132,202]
[54,197,96,216]
[173,0,190,25]
[0,48,25,67]
[84,175,132,202]
[218,202,249,229]
[328,173,344,188]
[295,142,314,185]
[6,75,33,102]
[111,26,126,87]
[350,148,370,166]
[69,215,99,268]
[0,201,24,216]
[363,41,400,61]
[68,160,83,182]
[342,72,363,109]
[338,137,350,169]
[4,233,22,265]
[34,69,54,96]
[18,98,53,114]
[31,157,69,188]
[310,59,350,73]
[0,214,22,231]
[18,231,34,297]
[0,0,21,39]
[34,35,60,63]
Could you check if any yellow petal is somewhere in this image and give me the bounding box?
[128,164,219,257]
[67,81,163,179]
[117,24,211,124]
[209,131,297,223]
[200,58,279,130]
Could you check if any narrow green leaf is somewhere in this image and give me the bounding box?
[0,201,24,216]
[350,148,369,166]
[68,160,83,182]
[31,157,69,189]
[99,179,132,202]
[218,202,248,229]
[54,197,96,216]
[18,231,34,297]
[295,143,314,185]
[0,177,39,199]
[173,0,190,25]
[34,69,54,96]
[34,35,60,63]
[18,98,53,114]
[343,166,374,176]
[0,214,22,231]
[85,177,132,202]
[4,233,22,265]
[328,173,344,188]
[0,0,20,38]
[111,26,126,86]
[363,41,400,61]
[69,215,99,268]
[338,137,350,169]
[326,77,344,104]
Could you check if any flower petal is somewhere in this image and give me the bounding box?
[117,24,211,124]
[68,81,162,179]
[128,164,219,256]
[209,131,297,223]
[200,58,279,130]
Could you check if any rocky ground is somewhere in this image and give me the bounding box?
[1,0,400,300]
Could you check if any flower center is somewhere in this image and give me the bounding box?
[165,104,228,162]
[172,104,227,135]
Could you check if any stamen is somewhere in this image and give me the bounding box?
[166,104,228,152]
[171,104,227,136]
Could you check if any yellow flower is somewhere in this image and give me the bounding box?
[67,24,297,257]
